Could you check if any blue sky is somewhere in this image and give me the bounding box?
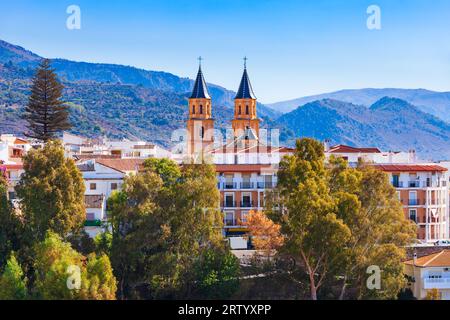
[1,0,450,103]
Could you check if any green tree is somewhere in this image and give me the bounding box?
[329,158,416,299]
[80,253,117,300]
[192,247,240,299]
[0,253,27,300]
[0,175,23,268]
[33,232,116,300]
[267,138,351,300]
[109,159,223,299]
[16,140,85,242]
[143,157,181,186]
[23,59,71,141]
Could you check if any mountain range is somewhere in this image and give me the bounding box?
[0,39,449,160]
[267,88,450,122]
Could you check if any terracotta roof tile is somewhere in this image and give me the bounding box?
[405,250,450,267]
[96,159,144,173]
[373,164,447,172]
[328,145,381,153]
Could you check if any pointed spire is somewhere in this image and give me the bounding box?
[190,57,211,99]
[235,57,256,99]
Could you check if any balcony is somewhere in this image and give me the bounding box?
[257,182,275,189]
[409,181,421,188]
[84,219,102,227]
[224,182,237,190]
[240,182,254,189]
[222,201,237,208]
[423,278,450,290]
[240,201,256,208]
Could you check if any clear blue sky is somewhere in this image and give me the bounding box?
[1,0,450,103]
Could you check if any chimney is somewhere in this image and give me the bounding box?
[323,139,331,152]
[409,150,416,163]
[413,252,417,266]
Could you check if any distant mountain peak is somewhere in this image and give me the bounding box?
[370,96,415,111]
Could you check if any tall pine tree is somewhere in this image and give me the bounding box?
[23,59,71,141]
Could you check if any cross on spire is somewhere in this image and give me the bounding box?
[198,56,203,68]
[243,56,248,69]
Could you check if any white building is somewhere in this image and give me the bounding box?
[405,250,450,300]
[77,158,144,237]
[63,132,172,160]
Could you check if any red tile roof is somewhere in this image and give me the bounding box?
[13,138,29,145]
[373,164,447,172]
[328,145,381,154]
[96,159,144,173]
[405,250,450,267]
[215,164,277,173]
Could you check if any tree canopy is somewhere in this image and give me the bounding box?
[16,140,86,242]
[23,59,71,141]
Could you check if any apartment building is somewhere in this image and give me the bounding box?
[374,164,449,242]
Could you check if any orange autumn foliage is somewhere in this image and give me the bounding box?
[246,210,284,256]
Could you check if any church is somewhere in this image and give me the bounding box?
[185,60,294,247]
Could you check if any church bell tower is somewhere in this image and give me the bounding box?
[232,58,259,142]
[186,58,214,157]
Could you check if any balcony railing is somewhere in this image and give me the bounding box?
[257,182,275,189]
[223,182,237,189]
[240,182,254,189]
[223,201,237,208]
[393,181,445,189]
[240,201,256,208]
[423,278,450,289]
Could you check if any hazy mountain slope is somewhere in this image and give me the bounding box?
[0,40,278,119]
[268,88,450,122]
[278,97,450,160]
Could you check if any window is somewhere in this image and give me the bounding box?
[192,105,195,114]
[238,105,241,115]
[200,126,205,139]
[225,193,234,207]
[90,183,97,190]
[225,175,234,189]
[200,105,203,114]
[409,209,417,223]
[111,183,118,190]
[409,191,418,205]
[246,105,249,115]
[392,174,400,187]
[224,211,235,226]
[241,193,252,207]
[86,213,95,221]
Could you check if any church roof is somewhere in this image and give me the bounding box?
[235,68,256,99]
[190,66,211,99]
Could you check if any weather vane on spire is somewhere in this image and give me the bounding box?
[243,56,248,69]
[198,56,203,67]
